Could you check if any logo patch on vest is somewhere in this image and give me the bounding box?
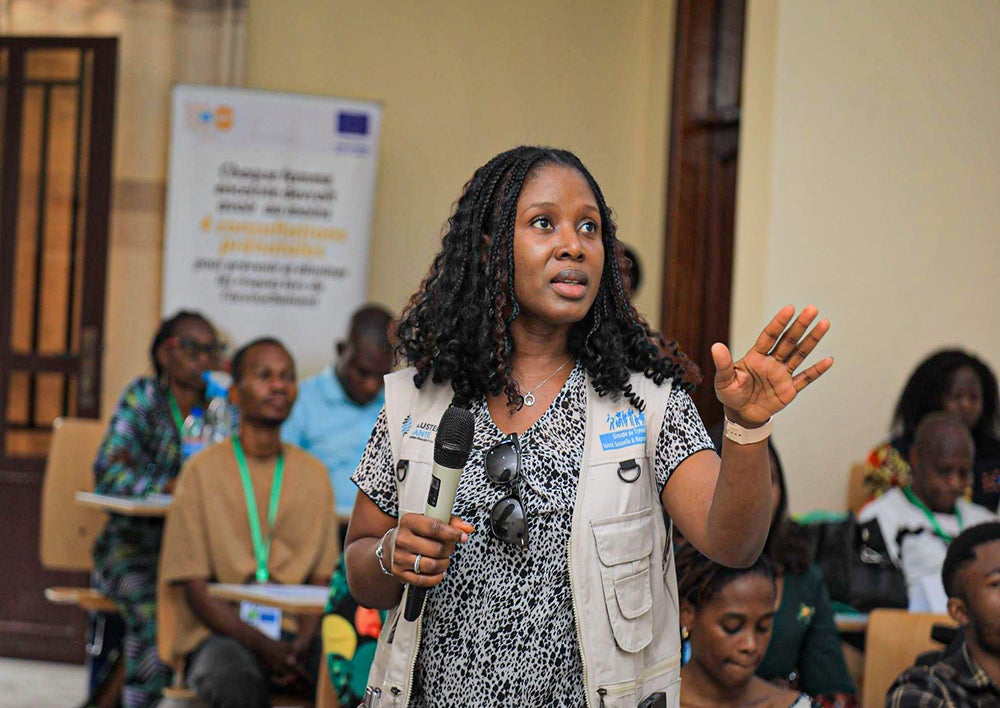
[600,410,646,451]
[406,420,436,443]
[401,415,412,436]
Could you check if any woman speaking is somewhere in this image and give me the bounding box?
[345,146,833,707]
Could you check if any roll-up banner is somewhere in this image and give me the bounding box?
[162,84,381,376]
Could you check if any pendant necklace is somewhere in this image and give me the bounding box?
[520,357,573,407]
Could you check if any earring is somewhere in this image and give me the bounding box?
[681,626,689,640]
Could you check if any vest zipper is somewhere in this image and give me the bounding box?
[568,535,593,707]
[387,611,422,705]
[598,679,636,701]
[595,653,681,703]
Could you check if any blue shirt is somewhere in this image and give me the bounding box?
[281,365,384,516]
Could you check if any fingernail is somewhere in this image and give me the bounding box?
[460,532,469,543]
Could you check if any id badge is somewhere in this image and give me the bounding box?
[240,601,282,640]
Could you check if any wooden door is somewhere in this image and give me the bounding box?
[662,0,745,427]
[0,36,116,662]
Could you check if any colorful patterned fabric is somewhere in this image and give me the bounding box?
[92,376,183,708]
[324,557,385,708]
[863,439,913,499]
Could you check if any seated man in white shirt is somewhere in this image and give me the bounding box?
[858,412,997,611]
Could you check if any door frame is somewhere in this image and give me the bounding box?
[0,36,116,472]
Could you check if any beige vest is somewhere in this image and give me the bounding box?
[363,367,682,708]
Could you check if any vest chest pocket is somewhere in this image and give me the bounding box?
[396,436,435,515]
[591,509,654,653]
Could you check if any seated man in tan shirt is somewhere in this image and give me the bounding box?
[160,337,338,707]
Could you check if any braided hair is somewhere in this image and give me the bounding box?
[396,146,698,411]
[676,542,777,610]
[150,310,216,381]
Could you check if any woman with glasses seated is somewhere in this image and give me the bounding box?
[344,146,834,708]
[92,310,225,708]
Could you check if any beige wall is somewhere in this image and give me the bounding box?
[245,0,675,361]
[734,0,1000,513]
[11,0,675,415]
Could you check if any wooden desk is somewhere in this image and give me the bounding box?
[45,586,117,613]
[75,491,172,517]
[208,584,328,615]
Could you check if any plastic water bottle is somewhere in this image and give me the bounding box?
[203,370,233,443]
[181,407,206,460]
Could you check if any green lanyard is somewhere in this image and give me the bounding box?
[166,391,185,434]
[902,485,963,543]
[231,436,285,583]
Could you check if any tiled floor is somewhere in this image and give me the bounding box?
[0,658,88,708]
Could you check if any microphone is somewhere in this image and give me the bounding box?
[403,405,475,622]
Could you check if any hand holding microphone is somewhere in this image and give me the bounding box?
[393,405,475,621]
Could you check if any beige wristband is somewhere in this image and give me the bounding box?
[724,416,774,445]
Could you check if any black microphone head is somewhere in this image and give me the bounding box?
[434,406,475,468]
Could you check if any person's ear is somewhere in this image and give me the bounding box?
[336,340,347,359]
[948,596,970,628]
[680,600,696,633]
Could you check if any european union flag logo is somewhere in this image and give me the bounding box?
[337,112,369,136]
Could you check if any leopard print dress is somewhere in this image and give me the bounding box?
[353,365,713,706]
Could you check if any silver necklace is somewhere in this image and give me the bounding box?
[520,357,573,407]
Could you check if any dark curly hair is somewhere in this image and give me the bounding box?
[150,310,216,381]
[676,542,777,609]
[395,146,698,411]
[892,349,1000,445]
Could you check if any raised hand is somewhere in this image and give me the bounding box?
[711,305,833,426]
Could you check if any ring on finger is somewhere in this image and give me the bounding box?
[413,553,423,575]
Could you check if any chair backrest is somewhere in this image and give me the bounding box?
[315,614,342,708]
[847,462,869,513]
[862,608,955,707]
[39,416,107,571]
